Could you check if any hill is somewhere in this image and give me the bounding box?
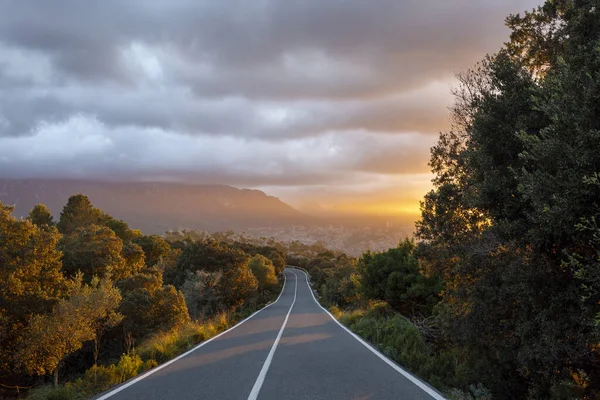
[0,179,311,233]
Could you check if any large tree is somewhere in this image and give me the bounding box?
[174,240,257,308]
[27,204,55,228]
[416,1,600,396]
[57,194,104,235]
[60,224,127,281]
[358,239,440,317]
[133,234,171,267]
[0,203,65,376]
[247,254,278,293]
[17,274,122,387]
[117,270,190,340]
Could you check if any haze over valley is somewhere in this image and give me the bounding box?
[0,179,413,255]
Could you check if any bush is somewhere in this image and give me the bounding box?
[27,386,78,400]
[137,318,226,363]
[68,354,149,396]
[337,304,474,395]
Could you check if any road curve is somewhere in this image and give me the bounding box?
[94,268,445,400]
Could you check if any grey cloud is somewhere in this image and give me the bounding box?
[0,115,434,185]
[0,0,542,194]
[1,0,540,96]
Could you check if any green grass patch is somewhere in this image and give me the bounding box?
[335,302,490,399]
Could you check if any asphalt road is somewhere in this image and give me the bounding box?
[96,268,445,400]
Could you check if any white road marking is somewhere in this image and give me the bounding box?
[95,273,289,400]
[294,268,447,400]
[247,270,298,400]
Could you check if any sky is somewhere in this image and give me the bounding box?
[0,0,541,216]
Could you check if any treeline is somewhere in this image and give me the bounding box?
[296,2,600,398]
[0,195,283,398]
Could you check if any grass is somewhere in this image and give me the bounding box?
[333,302,490,400]
[26,386,79,400]
[137,315,227,363]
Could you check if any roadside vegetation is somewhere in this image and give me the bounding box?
[292,2,600,399]
[0,197,284,400]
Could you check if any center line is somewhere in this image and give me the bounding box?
[247,270,298,400]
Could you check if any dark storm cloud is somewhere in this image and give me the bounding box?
[0,0,542,197]
[0,1,537,94]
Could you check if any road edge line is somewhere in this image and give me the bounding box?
[247,269,298,400]
[95,273,289,400]
[294,268,446,400]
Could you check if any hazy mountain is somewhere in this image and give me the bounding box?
[0,179,312,233]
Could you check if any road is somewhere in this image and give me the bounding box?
[96,268,445,400]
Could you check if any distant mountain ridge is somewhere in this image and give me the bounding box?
[0,179,312,233]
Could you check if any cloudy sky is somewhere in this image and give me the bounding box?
[0,0,541,215]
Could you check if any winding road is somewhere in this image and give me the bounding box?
[95,268,445,400]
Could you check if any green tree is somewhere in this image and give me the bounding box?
[0,203,65,375]
[358,239,440,316]
[60,224,127,281]
[320,263,361,308]
[57,194,104,235]
[103,216,141,243]
[133,234,171,267]
[118,270,189,340]
[181,270,223,319]
[174,240,258,308]
[17,274,122,387]
[122,242,146,277]
[247,254,278,293]
[416,1,600,395]
[27,204,55,228]
[174,239,249,286]
[220,263,258,308]
[232,243,287,275]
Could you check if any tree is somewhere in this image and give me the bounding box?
[219,263,258,308]
[17,274,122,387]
[173,239,258,307]
[358,239,440,316]
[122,242,146,277]
[133,234,171,267]
[27,204,55,228]
[231,243,287,275]
[88,278,123,375]
[0,203,65,376]
[415,1,600,396]
[60,224,127,281]
[181,270,224,319]
[173,239,249,286]
[57,194,104,235]
[247,255,278,293]
[149,285,190,331]
[320,263,361,308]
[103,216,141,243]
[118,270,190,340]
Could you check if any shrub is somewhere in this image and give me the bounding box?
[27,386,78,400]
[137,318,225,363]
[69,354,148,396]
[337,304,474,395]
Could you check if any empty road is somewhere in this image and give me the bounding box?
[96,268,444,400]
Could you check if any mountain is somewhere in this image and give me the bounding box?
[0,179,312,233]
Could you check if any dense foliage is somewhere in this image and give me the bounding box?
[415,1,600,397]
[0,196,285,399]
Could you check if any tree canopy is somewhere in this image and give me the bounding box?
[415,1,600,396]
